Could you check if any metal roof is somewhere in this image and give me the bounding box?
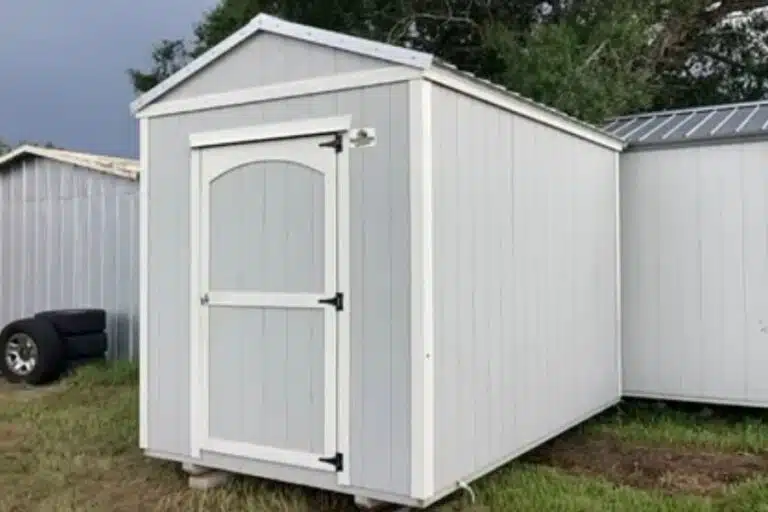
[0,145,139,180]
[604,100,768,148]
[130,13,623,151]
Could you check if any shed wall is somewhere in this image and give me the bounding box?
[621,142,768,405]
[145,83,412,496]
[0,156,139,360]
[430,85,621,493]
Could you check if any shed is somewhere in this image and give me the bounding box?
[0,145,140,361]
[606,101,768,407]
[132,13,624,508]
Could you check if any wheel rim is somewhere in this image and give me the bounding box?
[5,333,38,376]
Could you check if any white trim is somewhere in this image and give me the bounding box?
[423,67,625,152]
[409,78,435,500]
[336,133,351,487]
[130,13,432,114]
[190,115,352,149]
[614,152,623,396]
[202,439,337,473]
[138,118,149,450]
[138,67,420,118]
[189,149,203,458]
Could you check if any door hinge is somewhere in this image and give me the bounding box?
[200,293,209,306]
[319,133,342,153]
[318,292,344,311]
[319,452,344,472]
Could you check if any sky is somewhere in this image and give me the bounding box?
[0,0,218,159]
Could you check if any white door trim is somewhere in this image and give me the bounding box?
[190,115,352,149]
[188,120,351,485]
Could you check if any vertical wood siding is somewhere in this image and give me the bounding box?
[430,85,620,492]
[146,82,412,495]
[621,142,768,405]
[0,156,139,360]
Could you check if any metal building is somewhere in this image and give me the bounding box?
[132,14,623,508]
[607,101,768,407]
[0,145,139,361]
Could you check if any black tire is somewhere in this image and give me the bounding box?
[34,308,106,336]
[0,317,64,385]
[63,332,108,359]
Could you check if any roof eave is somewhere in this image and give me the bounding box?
[0,145,140,180]
[427,62,626,152]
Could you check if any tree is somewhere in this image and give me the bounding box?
[129,0,768,121]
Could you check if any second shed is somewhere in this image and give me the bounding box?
[608,101,768,407]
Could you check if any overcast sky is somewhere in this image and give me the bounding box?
[0,0,218,158]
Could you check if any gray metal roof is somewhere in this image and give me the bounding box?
[604,100,768,148]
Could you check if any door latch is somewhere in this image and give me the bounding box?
[318,292,343,311]
[200,293,209,306]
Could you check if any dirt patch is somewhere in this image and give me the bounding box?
[529,432,768,495]
[0,377,65,402]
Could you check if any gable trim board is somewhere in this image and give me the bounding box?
[130,15,623,152]
[138,67,421,119]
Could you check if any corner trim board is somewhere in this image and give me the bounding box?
[137,66,421,118]
[409,78,435,500]
[189,115,353,149]
[138,117,149,450]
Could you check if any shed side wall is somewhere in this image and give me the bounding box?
[162,33,394,102]
[146,83,412,496]
[621,142,768,405]
[430,85,620,492]
[0,157,139,360]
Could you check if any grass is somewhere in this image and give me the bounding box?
[2,364,768,511]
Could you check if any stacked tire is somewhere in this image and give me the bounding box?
[0,309,107,385]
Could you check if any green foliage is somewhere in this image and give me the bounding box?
[129,0,768,119]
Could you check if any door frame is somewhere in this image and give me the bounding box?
[188,115,352,486]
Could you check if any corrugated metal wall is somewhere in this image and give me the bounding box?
[0,156,139,360]
[430,84,621,494]
[621,141,768,405]
[144,32,414,498]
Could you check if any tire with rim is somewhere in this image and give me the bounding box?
[0,317,64,385]
[34,308,106,336]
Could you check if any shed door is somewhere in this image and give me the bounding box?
[197,133,341,473]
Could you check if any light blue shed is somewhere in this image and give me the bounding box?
[132,13,624,508]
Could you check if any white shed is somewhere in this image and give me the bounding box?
[607,101,768,407]
[132,13,624,508]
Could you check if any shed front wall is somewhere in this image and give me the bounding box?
[621,141,768,405]
[430,85,621,494]
[145,83,412,496]
[0,156,138,360]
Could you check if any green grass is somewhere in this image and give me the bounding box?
[2,364,768,510]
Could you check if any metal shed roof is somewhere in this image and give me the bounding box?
[130,13,624,151]
[0,145,139,180]
[604,100,768,148]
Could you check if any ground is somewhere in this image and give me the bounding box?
[3,365,768,511]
